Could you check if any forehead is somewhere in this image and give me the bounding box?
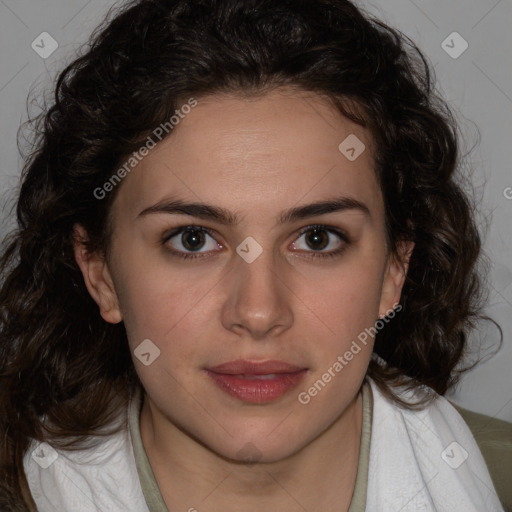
[112,88,383,223]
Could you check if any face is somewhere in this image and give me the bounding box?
[75,87,412,463]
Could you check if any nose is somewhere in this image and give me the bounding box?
[220,245,294,340]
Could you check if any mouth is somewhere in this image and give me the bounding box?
[204,360,308,404]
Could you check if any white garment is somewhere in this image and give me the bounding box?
[366,381,505,511]
[24,422,150,512]
[23,378,505,512]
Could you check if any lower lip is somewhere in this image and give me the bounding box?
[204,370,307,404]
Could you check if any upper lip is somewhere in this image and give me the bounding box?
[206,360,307,375]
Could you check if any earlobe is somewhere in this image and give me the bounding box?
[379,240,415,317]
[73,224,123,324]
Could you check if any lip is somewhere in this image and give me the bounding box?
[207,359,306,375]
[204,360,308,404]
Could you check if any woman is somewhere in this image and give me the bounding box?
[0,0,507,510]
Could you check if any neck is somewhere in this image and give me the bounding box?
[139,390,363,512]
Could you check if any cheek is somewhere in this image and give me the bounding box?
[116,270,203,397]
[108,248,197,351]
[119,274,206,347]
[294,263,382,414]
[301,256,385,345]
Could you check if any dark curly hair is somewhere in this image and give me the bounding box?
[0,0,501,508]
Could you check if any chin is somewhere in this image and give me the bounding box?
[207,428,307,465]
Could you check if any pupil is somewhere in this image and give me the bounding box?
[306,229,328,250]
[182,229,205,251]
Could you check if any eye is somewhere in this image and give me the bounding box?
[162,224,350,261]
[291,225,349,259]
[163,226,222,260]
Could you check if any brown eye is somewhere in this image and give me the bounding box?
[163,226,222,260]
[180,228,207,251]
[291,225,350,260]
[304,228,330,251]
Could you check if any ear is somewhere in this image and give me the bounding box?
[73,224,123,324]
[378,240,414,318]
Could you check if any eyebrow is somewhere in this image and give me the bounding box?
[137,196,371,225]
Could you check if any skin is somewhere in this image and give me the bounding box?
[74,87,414,512]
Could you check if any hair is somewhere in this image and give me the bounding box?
[0,0,502,508]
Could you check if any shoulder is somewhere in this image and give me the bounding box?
[22,420,149,512]
[365,377,506,512]
[453,404,512,512]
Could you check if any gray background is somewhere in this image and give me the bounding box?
[0,0,511,422]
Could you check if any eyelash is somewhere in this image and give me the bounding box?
[162,224,350,261]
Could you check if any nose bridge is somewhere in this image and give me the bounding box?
[221,238,293,338]
[236,240,283,309]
